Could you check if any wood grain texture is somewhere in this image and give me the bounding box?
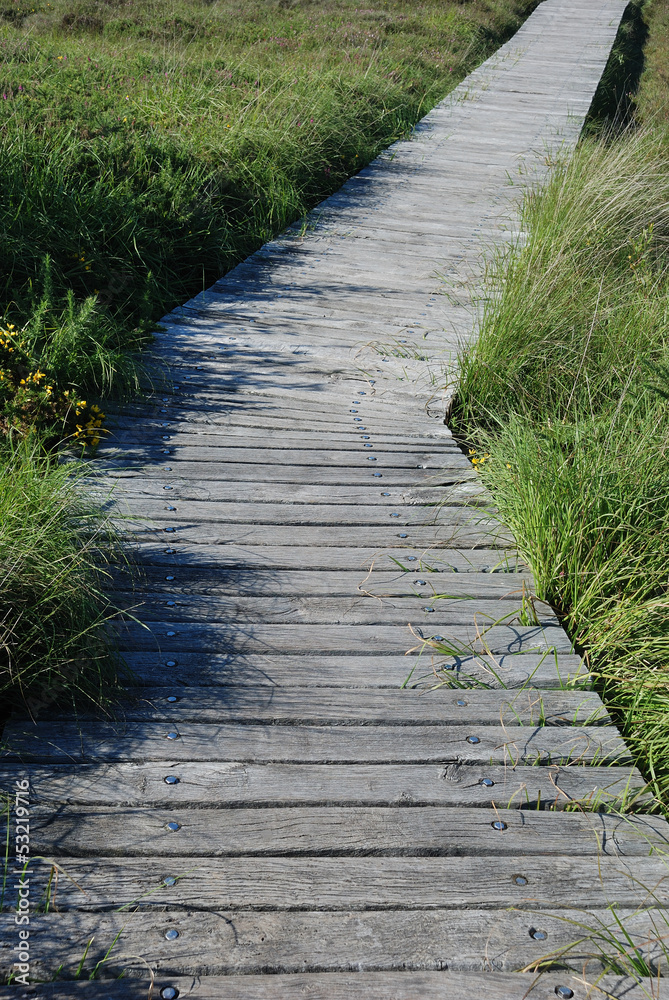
[25,805,668,858]
[0,762,645,808]
[6,909,665,980]
[2,721,630,764]
[9,972,660,1000]
[17,855,669,910]
[118,650,587,689]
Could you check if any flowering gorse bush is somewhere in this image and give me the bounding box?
[0,322,106,446]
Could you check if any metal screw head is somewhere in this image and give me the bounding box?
[373,473,382,477]
[407,556,416,561]
[362,435,370,439]
[167,695,179,703]
[531,929,548,941]
[368,457,377,461]
[164,527,175,533]
[456,699,466,706]
[390,512,399,517]
[350,409,358,413]
[165,548,175,554]
[166,732,179,740]
[466,735,481,745]
[415,580,427,586]
[163,876,177,886]
[480,778,495,787]
[165,575,175,581]
[399,533,408,538]
[165,660,178,667]
[381,492,390,496]
[423,607,434,613]
[162,435,171,441]
[555,989,573,999]
[491,820,508,831]
[513,875,528,886]
[167,822,181,832]
[364,444,373,448]
[164,467,172,472]
[165,929,180,940]
[166,601,176,608]
[162,449,171,455]
[432,635,443,641]
[166,506,176,511]
[166,630,176,637]
[354,417,362,421]
[160,408,168,413]
[164,485,173,490]
[164,776,179,785]
[160,988,179,999]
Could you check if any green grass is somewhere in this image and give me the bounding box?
[0,445,126,718]
[0,0,539,710]
[451,117,669,801]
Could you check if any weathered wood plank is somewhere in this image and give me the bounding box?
[110,568,534,599]
[11,909,665,981]
[112,621,572,655]
[1,722,629,764]
[112,595,555,628]
[127,544,525,573]
[25,804,668,857]
[8,971,658,1000]
[16,854,668,910]
[0,762,644,808]
[120,650,586,689]
[76,686,606,725]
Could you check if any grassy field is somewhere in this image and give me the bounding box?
[0,0,539,713]
[452,0,669,807]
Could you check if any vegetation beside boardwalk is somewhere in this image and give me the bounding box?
[452,0,669,806]
[0,0,539,712]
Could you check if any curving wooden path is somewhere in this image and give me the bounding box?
[4,1,669,997]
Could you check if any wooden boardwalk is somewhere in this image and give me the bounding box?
[5,1,669,997]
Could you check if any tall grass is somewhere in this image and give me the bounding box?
[452,129,669,804]
[0,446,125,719]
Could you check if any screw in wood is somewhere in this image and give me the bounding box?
[164,929,179,940]
[164,776,179,786]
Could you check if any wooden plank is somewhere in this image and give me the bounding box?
[102,482,476,505]
[122,545,525,573]
[16,854,667,910]
[9,971,658,1000]
[111,622,572,655]
[1,762,644,809]
[112,595,556,628]
[1,722,629,764]
[120,650,587,689]
[120,524,516,550]
[99,446,466,470]
[107,464,459,487]
[11,908,665,981]
[110,569,534,598]
[25,805,668,858]
[64,686,607,726]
